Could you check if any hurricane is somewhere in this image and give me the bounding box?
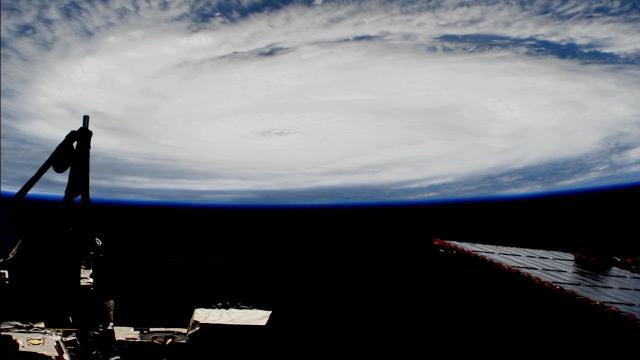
[2,0,640,203]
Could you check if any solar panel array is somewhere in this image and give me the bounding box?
[442,241,640,319]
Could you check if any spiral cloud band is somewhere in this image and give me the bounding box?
[2,1,640,203]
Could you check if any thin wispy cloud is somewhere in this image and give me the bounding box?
[2,0,639,203]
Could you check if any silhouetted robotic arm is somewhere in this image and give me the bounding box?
[14,115,93,203]
[2,116,93,264]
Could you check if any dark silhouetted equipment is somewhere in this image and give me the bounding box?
[1,115,120,359]
[1,116,273,359]
[14,114,92,204]
[435,240,640,321]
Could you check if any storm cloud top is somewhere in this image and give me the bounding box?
[2,0,640,203]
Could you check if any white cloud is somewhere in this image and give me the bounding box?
[2,1,639,201]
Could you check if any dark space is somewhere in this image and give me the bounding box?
[1,184,639,356]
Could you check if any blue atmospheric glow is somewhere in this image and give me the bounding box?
[3,181,639,209]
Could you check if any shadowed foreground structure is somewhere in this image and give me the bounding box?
[1,184,639,357]
[437,240,640,319]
